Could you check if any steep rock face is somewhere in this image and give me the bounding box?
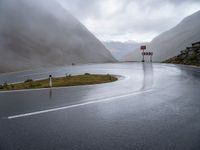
[123,10,200,62]
[0,0,115,73]
[149,10,200,61]
[163,42,200,66]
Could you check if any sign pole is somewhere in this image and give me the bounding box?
[142,49,145,62]
[150,52,153,62]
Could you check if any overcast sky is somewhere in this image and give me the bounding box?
[60,0,200,42]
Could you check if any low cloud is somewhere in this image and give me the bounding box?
[60,0,200,42]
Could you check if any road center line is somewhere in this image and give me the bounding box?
[8,89,152,120]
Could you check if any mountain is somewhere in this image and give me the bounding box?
[103,41,140,60]
[0,0,116,73]
[163,41,200,66]
[124,10,200,62]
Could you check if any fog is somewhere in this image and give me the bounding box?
[103,41,140,60]
[0,0,115,73]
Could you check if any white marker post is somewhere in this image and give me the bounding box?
[49,75,52,88]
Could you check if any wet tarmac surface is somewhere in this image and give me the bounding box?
[0,63,200,150]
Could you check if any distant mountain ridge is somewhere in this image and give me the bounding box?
[123,10,200,62]
[103,41,140,60]
[0,0,116,73]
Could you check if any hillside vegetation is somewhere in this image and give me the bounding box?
[163,41,200,66]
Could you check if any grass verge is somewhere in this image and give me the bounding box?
[0,74,117,91]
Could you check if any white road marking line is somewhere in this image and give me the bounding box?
[8,89,152,120]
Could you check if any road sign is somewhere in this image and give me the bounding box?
[142,52,153,56]
[140,45,146,50]
[141,51,153,62]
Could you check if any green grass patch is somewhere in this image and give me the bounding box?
[0,74,117,91]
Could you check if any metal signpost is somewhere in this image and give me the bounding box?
[140,45,146,62]
[150,52,153,62]
[140,45,153,62]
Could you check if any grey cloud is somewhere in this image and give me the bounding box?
[61,0,200,42]
[62,0,200,15]
[60,0,102,18]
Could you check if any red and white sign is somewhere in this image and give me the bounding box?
[140,45,146,50]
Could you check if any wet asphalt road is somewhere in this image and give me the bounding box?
[0,63,200,150]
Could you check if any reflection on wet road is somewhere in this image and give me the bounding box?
[141,63,154,90]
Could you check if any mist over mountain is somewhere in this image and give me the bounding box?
[124,10,200,62]
[103,41,140,60]
[0,0,115,73]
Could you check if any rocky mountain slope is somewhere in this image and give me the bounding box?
[0,0,115,73]
[124,10,200,62]
[163,41,200,66]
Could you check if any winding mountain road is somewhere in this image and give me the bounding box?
[0,63,200,150]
